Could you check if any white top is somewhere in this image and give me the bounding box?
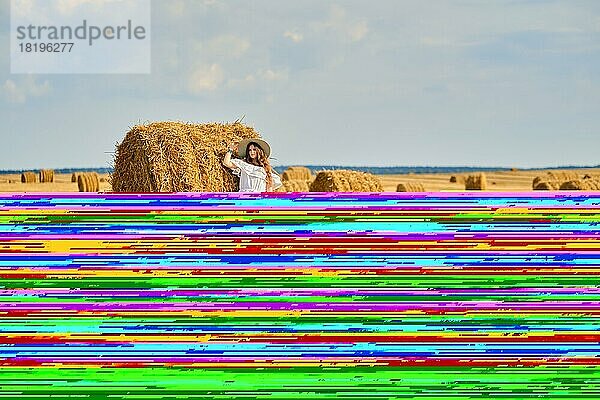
[231,158,283,192]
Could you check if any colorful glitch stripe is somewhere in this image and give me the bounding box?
[1,192,600,399]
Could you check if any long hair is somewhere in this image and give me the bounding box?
[244,142,273,187]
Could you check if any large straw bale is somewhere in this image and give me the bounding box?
[547,171,580,181]
[532,171,580,189]
[77,175,86,192]
[112,121,261,192]
[77,172,100,192]
[396,182,425,192]
[309,170,383,192]
[533,181,561,190]
[282,166,312,181]
[279,179,312,192]
[464,173,487,190]
[560,179,600,190]
[39,169,54,183]
[21,172,37,183]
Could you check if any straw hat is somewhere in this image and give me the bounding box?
[237,138,271,158]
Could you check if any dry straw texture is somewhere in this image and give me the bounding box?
[532,171,580,189]
[396,182,425,192]
[465,173,487,190]
[21,172,37,183]
[71,173,79,183]
[77,172,100,192]
[560,179,600,190]
[39,169,54,183]
[112,121,260,192]
[309,170,383,192]
[282,167,312,181]
[533,181,561,190]
[279,180,312,192]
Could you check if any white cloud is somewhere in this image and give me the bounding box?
[260,68,288,82]
[3,76,51,104]
[11,0,33,17]
[55,0,121,15]
[3,80,25,104]
[56,0,93,14]
[204,34,251,59]
[187,35,251,66]
[226,68,288,89]
[188,63,224,93]
[226,74,256,89]
[284,30,303,43]
[347,20,368,42]
[318,4,369,42]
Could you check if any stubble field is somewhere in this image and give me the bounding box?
[1,168,599,192]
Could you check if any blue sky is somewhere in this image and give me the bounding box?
[1,0,599,169]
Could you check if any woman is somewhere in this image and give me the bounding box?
[223,138,282,192]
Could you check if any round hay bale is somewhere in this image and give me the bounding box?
[282,166,312,181]
[560,179,600,190]
[77,172,100,192]
[451,175,466,184]
[560,180,585,190]
[279,179,311,192]
[71,173,79,183]
[533,181,561,190]
[309,170,383,192]
[77,174,87,192]
[547,171,580,182]
[112,121,261,192]
[39,169,54,183]
[583,179,600,190]
[90,172,100,191]
[77,174,85,192]
[533,171,580,189]
[21,171,37,183]
[396,182,425,192]
[464,173,487,190]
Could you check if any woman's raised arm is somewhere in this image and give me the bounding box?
[222,142,238,169]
